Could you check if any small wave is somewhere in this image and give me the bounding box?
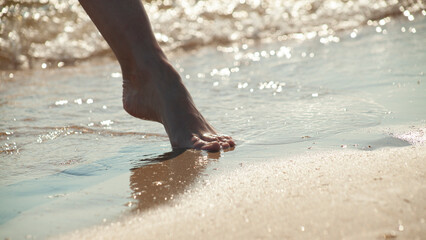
[1,125,167,155]
[1,0,424,69]
[5,125,167,142]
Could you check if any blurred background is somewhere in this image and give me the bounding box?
[1,0,424,70]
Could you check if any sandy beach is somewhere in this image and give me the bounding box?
[59,141,426,240]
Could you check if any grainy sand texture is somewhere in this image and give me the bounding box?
[59,145,426,240]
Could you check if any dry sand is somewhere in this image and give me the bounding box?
[58,144,426,240]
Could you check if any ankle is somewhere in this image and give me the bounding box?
[118,46,166,75]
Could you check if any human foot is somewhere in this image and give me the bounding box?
[122,58,235,151]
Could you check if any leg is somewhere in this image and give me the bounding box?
[79,0,235,151]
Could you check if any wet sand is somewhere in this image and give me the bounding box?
[59,141,426,240]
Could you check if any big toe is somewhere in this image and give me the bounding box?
[200,141,221,152]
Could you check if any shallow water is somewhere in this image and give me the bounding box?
[1,9,426,240]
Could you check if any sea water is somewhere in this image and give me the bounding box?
[0,0,425,238]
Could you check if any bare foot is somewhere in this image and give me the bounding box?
[78,0,233,151]
[122,57,235,151]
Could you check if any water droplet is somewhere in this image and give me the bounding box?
[403,10,410,17]
[111,72,122,78]
[55,100,68,105]
[153,181,163,186]
[74,98,82,104]
[100,120,113,126]
[197,73,205,78]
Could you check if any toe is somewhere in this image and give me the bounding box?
[193,139,205,149]
[220,142,230,149]
[191,136,200,143]
[201,141,220,152]
[218,136,228,142]
[220,135,231,140]
[201,133,218,142]
[227,139,236,147]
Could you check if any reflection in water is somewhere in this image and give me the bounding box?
[129,150,220,213]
